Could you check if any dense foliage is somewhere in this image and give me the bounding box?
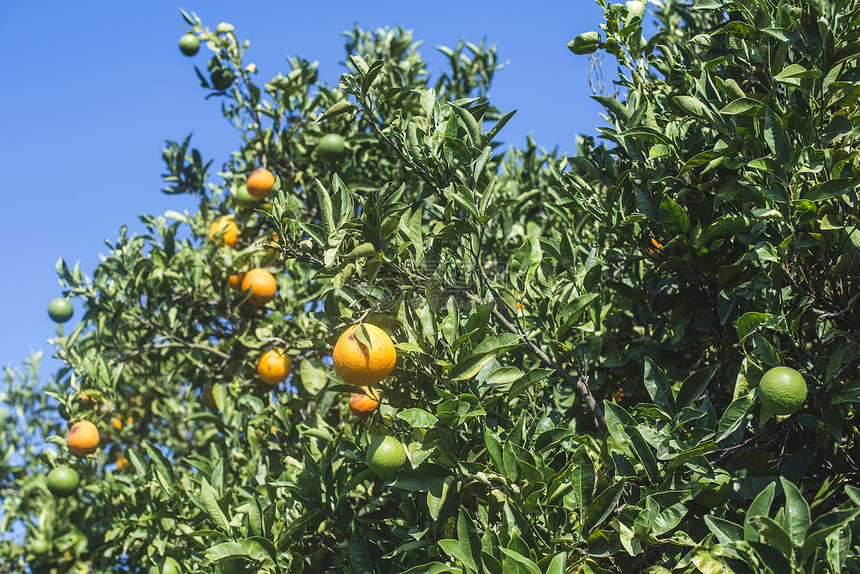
[2,0,860,572]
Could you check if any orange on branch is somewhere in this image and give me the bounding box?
[240,268,277,306]
[246,168,275,199]
[68,420,100,457]
[208,216,239,247]
[349,387,381,418]
[332,324,396,386]
[257,348,291,385]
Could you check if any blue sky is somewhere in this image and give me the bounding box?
[0,1,608,377]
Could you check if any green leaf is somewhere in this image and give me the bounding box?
[719,97,763,115]
[499,548,542,574]
[457,509,482,573]
[736,312,773,343]
[625,425,659,483]
[748,516,793,557]
[427,476,453,521]
[572,445,595,512]
[779,477,811,547]
[676,364,719,410]
[144,441,175,492]
[804,178,860,201]
[800,508,860,562]
[316,100,357,123]
[298,356,328,395]
[544,552,567,574]
[822,115,853,145]
[659,195,690,235]
[200,477,231,533]
[397,408,439,428]
[451,104,481,146]
[643,357,676,416]
[716,393,753,442]
[439,539,478,572]
[764,106,790,164]
[745,481,777,541]
[581,480,625,535]
[313,179,335,245]
[704,515,744,545]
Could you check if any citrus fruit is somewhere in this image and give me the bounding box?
[179,33,199,56]
[68,420,100,456]
[240,268,277,306]
[318,133,346,162]
[233,185,261,207]
[246,168,275,199]
[111,417,123,430]
[257,348,291,385]
[332,324,396,386]
[115,449,130,471]
[349,387,381,418]
[148,556,182,574]
[227,271,246,290]
[366,435,407,477]
[758,366,807,415]
[29,538,50,555]
[48,298,73,323]
[208,216,239,247]
[210,65,235,90]
[46,466,79,498]
[202,384,218,411]
[692,468,733,508]
[216,558,249,574]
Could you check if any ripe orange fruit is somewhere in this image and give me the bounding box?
[332,324,396,386]
[115,450,129,471]
[208,216,239,247]
[758,366,807,415]
[227,271,246,290]
[202,384,218,411]
[349,387,381,418]
[111,417,123,430]
[257,348,291,385]
[68,421,100,457]
[246,168,275,199]
[240,268,277,306]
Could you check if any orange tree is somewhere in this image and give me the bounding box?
[3,1,860,572]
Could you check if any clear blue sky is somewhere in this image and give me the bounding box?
[0,1,607,378]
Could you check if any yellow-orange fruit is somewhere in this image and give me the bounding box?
[68,421,100,457]
[332,324,396,386]
[349,387,381,418]
[257,348,291,385]
[240,268,277,306]
[246,168,275,199]
[227,271,246,290]
[208,216,239,247]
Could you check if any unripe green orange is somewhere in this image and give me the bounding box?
[758,366,807,415]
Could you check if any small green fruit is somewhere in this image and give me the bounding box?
[759,366,807,415]
[318,133,346,162]
[210,65,235,90]
[148,556,182,574]
[179,34,199,56]
[692,468,733,508]
[48,298,73,323]
[366,435,407,477]
[29,538,50,555]
[233,185,262,207]
[46,466,79,498]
